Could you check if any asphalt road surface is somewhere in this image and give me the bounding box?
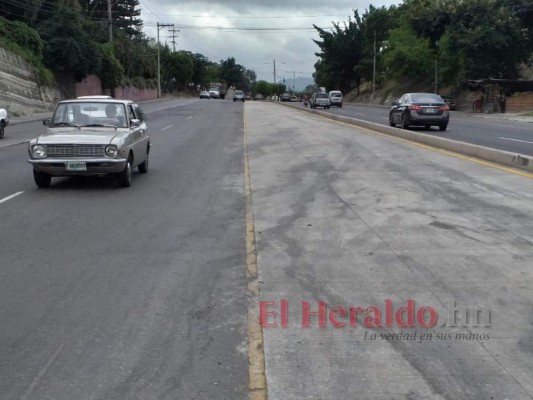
[1,99,532,399]
[0,98,248,399]
[293,102,533,156]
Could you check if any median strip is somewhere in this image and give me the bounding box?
[243,106,268,400]
[278,102,533,175]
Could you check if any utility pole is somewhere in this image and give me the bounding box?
[434,41,439,94]
[157,22,174,99]
[168,28,180,52]
[273,59,276,84]
[107,0,113,42]
[372,30,376,98]
[293,70,295,92]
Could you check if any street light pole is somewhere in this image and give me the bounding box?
[157,22,174,99]
[273,59,276,84]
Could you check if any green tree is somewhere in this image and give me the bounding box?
[0,0,44,24]
[313,11,365,93]
[220,57,245,86]
[160,47,194,91]
[85,0,142,39]
[381,26,433,81]
[38,3,100,81]
[97,42,123,89]
[357,5,400,87]
[446,0,529,79]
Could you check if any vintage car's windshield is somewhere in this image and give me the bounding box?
[51,102,128,128]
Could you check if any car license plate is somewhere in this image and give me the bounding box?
[425,108,436,113]
[65,161,87,171]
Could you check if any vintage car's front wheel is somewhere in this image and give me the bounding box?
[117,157,132,187]
[138,150,149,174]
[33,169,51,188]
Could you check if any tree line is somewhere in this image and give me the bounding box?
[0,0,256,94]
[313,0,533,94]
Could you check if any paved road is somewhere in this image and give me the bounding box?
[0,98,248,399]
[1,99,532,399]
[246,102,533,399]
[291,102,533,156]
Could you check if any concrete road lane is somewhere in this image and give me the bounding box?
[245,102,533,399]
[0,99,248,399]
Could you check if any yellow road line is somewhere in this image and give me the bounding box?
[244,106,268,400]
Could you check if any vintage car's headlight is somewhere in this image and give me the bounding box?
[105,145,118,157]
[32,145,47,158]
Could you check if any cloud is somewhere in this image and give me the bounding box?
[140,0,399,83]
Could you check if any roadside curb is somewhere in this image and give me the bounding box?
[278,102,533,174]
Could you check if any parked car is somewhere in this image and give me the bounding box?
[233,90,245,102]
[441,95,457,111]
[310,92,331,109]
[290,95,298,102]
[389,93,450,131]
[329,90,343,108]
[199,90,211,99]
[28,97,150,188]
[280,93,291,102]
[0,107,8,139]
[209,90,220,99]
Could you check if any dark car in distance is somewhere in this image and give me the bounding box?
[280,93,291,102]
[441,95,457,111]
[389,93,450,131]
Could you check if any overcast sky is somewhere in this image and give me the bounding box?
[140,0,399,84]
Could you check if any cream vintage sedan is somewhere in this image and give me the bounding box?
[28,97,150,188]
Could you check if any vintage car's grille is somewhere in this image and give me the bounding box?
[46,144,106,158]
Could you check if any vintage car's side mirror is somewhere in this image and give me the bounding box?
[130,119,141,127]
[43,118,51,126]
[391,101,398,107]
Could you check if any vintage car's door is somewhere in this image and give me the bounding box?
[128,103,148,166]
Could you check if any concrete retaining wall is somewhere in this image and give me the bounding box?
[0,46,158,116]
[75,75,157,102]
[0,48,60,116]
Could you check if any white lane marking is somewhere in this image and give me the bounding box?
[0,191,23,205]
[380,117,389,120]
[161,125,174,131]
[499,136,533,145]
[186,116,192,120]
[353,112,367,116]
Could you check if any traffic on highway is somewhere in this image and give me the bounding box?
[0,98,532,400]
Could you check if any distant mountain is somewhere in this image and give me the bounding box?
[277,76,314,92]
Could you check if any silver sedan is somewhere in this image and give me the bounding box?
[28,98,150,188]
